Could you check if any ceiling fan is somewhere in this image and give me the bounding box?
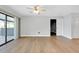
[27,5,46,14]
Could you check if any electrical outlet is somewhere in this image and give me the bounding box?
[38,32,40,34]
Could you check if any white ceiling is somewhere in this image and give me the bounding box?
[6,5,79,16]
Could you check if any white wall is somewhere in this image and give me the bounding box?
[21,16,50,37]
[15,17,19,39]
[71,14,79,38]
[62,15,72,39]
[56,16,63,36]
[60,14,79,39]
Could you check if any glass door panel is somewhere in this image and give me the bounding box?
[7,17,15,41]
[0,13,5,19]
[0,20,5,45]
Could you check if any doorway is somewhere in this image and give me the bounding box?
[50,19,56,36]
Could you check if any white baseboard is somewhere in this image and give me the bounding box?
[20,35,72,39]
[62,35,72,39]
[20,35,50,37]
[72,36,79,39]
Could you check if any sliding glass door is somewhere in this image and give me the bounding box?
[7,16,15,41]
[0,13,6,45]
[0,20,5,45]
[0,12,15,46]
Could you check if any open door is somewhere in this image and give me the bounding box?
[50,19,56,36]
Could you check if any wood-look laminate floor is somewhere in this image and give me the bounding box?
[0,36,79,53]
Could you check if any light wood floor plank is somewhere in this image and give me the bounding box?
[0,36,79,53]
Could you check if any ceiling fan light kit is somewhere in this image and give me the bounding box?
[33,10,40,14]
[33,5,40,14]
[27,5,46,15]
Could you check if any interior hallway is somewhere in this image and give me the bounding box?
[0,36,79,53]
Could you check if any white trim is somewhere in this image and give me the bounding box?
[62,35,72,39]
[20,35,50,37]
[72,36,79,39]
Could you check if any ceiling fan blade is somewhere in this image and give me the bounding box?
[26,7,33,9]
[29,11,33,13]
[41,9,46,11]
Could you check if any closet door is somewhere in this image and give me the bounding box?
[7,16,15,41]
[0,13,6,45]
